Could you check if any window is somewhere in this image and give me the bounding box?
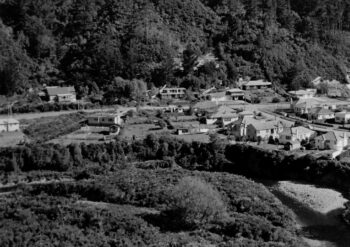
[286,136,291,140]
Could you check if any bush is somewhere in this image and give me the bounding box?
[165,176,227,228]
[158,120,167,129]
[272,97,281,103]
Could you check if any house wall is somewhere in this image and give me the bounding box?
[205,118,217,125]
[221,117,238,126]
[280,131,315,144]
[316,138,347,151]
[315,138,326,150]
[88,116,122,126]
[317,114,334,120]
[0,123,19,132]
[209,96,228,102]
[49,94,76,103]
[335,115,350,124]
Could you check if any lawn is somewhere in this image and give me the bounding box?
[0,131,26,147]
[120,123,171,140]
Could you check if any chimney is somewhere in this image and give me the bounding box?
[295,128,298,138]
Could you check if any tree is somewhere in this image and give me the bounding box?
[158,120,167,129]
[165,176,227,228]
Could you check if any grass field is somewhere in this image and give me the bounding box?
[0,131,25,147]
[120,124,171,140]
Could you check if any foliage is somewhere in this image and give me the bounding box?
[0,0,349,96]
[165,176,228,228]
[22,112,86,143]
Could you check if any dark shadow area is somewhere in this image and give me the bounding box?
[142,212,193,233]
[149,127,163,131]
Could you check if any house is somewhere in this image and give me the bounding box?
[309,107,335,120]
[159,86,186,100]
[227,115,258,139]
[241,80,272,90]
[335,112,350,124]
[206,92,229,102]
[226,88,245,101]
[87,114,123,126]
[206,105,238,126]
[238,111,254,119]
[0,118,20,132]
[315,131,349,152]
[44,86,77,103]
[293,99,319,115]
[279,126,316,144]
[312,77,323,86]
[173,122,216,135]
[284,141,302,151]
[246,120,284,141]
[193,101,219,116]
[292,98,336,115]
[289,89,316,99]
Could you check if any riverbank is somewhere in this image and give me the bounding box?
[277,181,348,214]
[269,181,350,247]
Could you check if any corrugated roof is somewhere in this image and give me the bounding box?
[317,108,334,115]
[315,131,347,142]
[46,86,76,96]
[249,120,280,131]
[193,101,218,110]
[210,105,237,119]
[0,118,19,125]
[208,92,227,99]
[226,88,244,94]
[281,126,315,136]
[244,80,272,86]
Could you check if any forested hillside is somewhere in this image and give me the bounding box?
[0,0,350,96]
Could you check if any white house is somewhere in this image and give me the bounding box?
[173,122,216,135]
[240,80,272,90]
[279,126,316,144]
[45,86,77,103]
[205,105,238,126]
[315,131,348,152]
[226,88,245,101]
[309,107,335,120]
[0,118,20,132]
[207,92,229,102]
[246,120,284,141]
[159,87,186,100]
[335,112,350,124]
[289,89,316,99]
[87,114,123,126]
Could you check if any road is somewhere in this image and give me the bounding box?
[0,102,290,121]
[0,105,177,120]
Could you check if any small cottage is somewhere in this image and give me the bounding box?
[0,118,20,132]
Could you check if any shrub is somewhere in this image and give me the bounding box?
[272,97,281,103]
[158,120,167,129]
[165,176,227,228]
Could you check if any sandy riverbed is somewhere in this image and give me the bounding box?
[277,181,348,214]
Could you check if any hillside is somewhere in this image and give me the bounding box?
[0,167,306,246]
[0,0,349,96]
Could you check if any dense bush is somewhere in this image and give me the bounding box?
[165,176,228,228]
[21,168,302,246]
[2,134,350,191]
[0,102,98,114]
[0,0,349,97]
